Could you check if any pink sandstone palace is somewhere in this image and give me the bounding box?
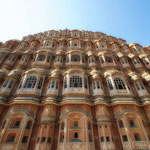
[0,29,150,150]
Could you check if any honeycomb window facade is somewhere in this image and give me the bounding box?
[0,29,149,150]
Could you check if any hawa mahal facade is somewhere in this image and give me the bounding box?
[0,29,150,150]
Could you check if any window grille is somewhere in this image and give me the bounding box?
[135,83,140,90]
[92,57,95,63]
[38,55,45,61]
[22,136,28,143]
[89,57,91,63]
[47,56,50,62]
[2,80,9,88]
[97,81,100,89]
[71,55,80,62]
[101,137,104,142]
[84,78,88,89]
[114,78,126,90]
[134,134,141,141]
[0,54,4,61]
[74,121,78,127]
[70,76,82,88]
[106,57,113,63]
[93,82,96,89]
[66,56,69,63]
[100,57,104,64]
[64,79,67,89]
[18,80,22,89]
[37,77,43,89]
[82,56,85,63]
[129,120,136,128]
[122,135,128,141]
[139,82,145,89]
[119,120,124,128]
[107,79,113,90]
[133,58,140,64]
[24,76,37,88]
[8,81,14,88]
[56,81,58,89]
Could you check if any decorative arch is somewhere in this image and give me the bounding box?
[60,105,92,122]
[114,106,144,121]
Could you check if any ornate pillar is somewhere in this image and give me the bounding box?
[116,121,124,149]
[0,117,11,143]
[122,116,133,150]
[16,116,28,150]
[84,116,89,150]
[137,116,150,144]
[37,125,44,150]
[63,118,68,150]
[102,125,108,150]
[26,120,34,150]
[91,122,95,149]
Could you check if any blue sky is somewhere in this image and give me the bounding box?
[0,0,150,46]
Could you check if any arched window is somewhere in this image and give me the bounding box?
[93,82,96,89]
[106,57,113,63]
[134,133,141,141]
[114,78,126,90]
[74,121,78,127]
[2,80,9,88]
[8,81,14,88]
[21,55,28,62]
[56,56,63,62]
[47,56,51,62]
[1,120,6,129]
[119,120,124,128]
[37,77,43,89]
[66,56,69,63]
[101,137,104,142]
[133,58,140,64]
[107,79,113,90]
[18,80,22,89]
[24,76,37,88]
[74,132,78,138]
[121,57,128,64]
[70,76,82,88]
[97,81,100,89]
[64,79,67,89]
[88,122,91,130]
[135,83,140,90]
[100,57,104,64]
[0,54,4,61]
[88,57,91,63]
[82,56,85,63]
[38,55,45,61]
[25,121,32,129]
[84,77,88,89]
[8,55,16,61]
[61,122,64,130]
[71,55,80,62]
[93,81,103,90]
[135,82,145,90]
